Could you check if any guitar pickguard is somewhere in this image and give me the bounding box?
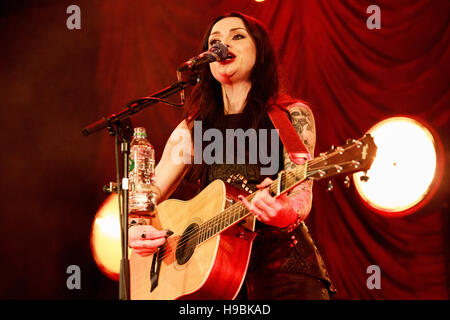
[150,243,166,292]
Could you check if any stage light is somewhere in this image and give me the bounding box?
[90,194,126,281]
[353,117,441,216]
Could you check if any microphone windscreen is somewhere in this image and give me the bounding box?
[210,43,228,61]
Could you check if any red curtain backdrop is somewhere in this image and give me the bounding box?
[1,0,447,299]
[93,0,449,299]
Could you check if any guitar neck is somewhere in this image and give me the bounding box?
[197,163,308,244]
[195,134,377,246]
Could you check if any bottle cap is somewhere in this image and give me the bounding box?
[133,127,147,138]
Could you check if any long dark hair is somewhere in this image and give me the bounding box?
[184,12,280,187]
[185,12,279,128]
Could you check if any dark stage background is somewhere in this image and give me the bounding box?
[0,0,448,299]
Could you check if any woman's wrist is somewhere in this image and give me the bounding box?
[279,188,310,233]
[279,211,303,233]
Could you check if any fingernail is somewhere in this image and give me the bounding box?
[165,229,174,237]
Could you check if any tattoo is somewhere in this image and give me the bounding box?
[282,102,316,218]
[283,102,316,172]
[287,185,312,221]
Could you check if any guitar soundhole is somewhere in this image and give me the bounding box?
[175,223,199,265]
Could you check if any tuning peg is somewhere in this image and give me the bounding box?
[327,180,334,191]
[360,172,369,182]
[344,175,351,188]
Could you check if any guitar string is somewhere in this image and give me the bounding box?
[152,168,325,262]
[153,149,358,254]
[154,162,358,262]
[134,167,320,286]
[152,147,363,261]
[147,143,365,260]
[152,144,364,262]
[152,161,310,257]
[132,142,368,282]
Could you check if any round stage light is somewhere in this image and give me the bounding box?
[90,194,128,281]
[353,117,441,216]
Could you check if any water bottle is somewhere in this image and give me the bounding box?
[128,127,156,214]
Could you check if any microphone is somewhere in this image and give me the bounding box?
[177,43,228,72]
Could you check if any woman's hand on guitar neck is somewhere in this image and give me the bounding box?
[129,225,171,256]
[238,178,299,229]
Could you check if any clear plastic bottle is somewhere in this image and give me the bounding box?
[128,127,156,213]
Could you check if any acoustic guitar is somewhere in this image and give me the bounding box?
[129,134,377,300]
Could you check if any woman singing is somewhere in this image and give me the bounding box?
[129,12,335,300]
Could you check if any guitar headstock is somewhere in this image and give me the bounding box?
[307,134,377,180]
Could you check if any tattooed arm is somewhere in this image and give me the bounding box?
[238,101,316,229]
[283,101,316,222]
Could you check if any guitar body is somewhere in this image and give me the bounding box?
[127,134,377,300]
[130,180,257,300]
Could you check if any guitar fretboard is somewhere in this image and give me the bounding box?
[197,163,308,244]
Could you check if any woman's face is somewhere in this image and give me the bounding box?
[208,17,257,84]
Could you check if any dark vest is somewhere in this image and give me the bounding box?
[197,112,335,293]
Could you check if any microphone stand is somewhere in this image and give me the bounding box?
[82,74,198,300]
[111,118,133,301]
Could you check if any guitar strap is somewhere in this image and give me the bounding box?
[267,100,312,165]
[187,96,312,165]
